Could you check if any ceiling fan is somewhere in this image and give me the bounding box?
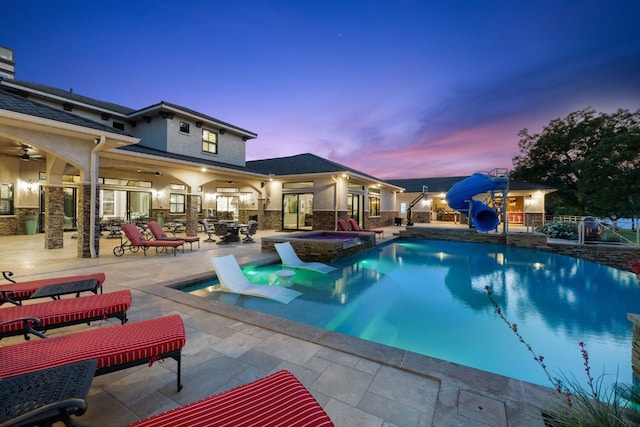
[18,146,43,161]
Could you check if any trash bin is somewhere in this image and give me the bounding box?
[25,212,38,235]
[583,216,600,241]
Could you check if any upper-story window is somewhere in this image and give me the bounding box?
[113,122,125,131]
[179,121,190,134]
[202,129,218,154]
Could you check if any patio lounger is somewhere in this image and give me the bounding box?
[274,242,338,274]
[0,314,186,392]
[337,218,351,231]
[0,359,97,427]
[0,271,105,307]
[148,220,200,250]
[0,289,132,340]
[114,224,185,257]
[125,370,334,427]
[348,218,384,238]
[211,255,301,304]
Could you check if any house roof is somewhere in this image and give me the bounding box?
[387,177,556,193]
[246,153,395,185]
[0,87,130,135]
[0,78,135,115]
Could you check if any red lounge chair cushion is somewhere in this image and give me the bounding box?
[0,290,132,334]
[0,314,185,379]
[126,370,333,427]
[0,272,105,301]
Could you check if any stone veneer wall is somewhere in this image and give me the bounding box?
[44,187,64,249]
[185,195,199,236]
[398,226,549,247]
[367,211,399,228]
[263,210,282,230]
[543,243,640,272]
[628,314,640,378]
[1,209,31,235]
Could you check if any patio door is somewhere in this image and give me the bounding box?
[347,193,364,225]
[282,193,313,230]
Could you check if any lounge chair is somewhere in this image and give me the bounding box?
[274,242,338,274]
[0,289,132,340]
[337,218,350,231]
[0,271,105,307]
[348,218,384,238]
[114,224,185,257]
[211,254,301,304]
[148,220,200,250]
[0,359,97,427]
[0,314,186,392]
[125,370,333,427]
[240,219,258,243]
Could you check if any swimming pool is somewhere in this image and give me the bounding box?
[182,239,640,390]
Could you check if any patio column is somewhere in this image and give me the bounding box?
[77,183,100,258]
[43,186,64,249]
[185,194,199,236]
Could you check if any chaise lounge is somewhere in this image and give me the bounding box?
[114,224,185,257]
[0,271,106,307]
[126,370,334,427]
[0,314,186,392]
[0,289,132,340]
[348,218,384,238]
[148,220,200,250]
[274,242,337,274]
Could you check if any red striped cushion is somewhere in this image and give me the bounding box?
[127,370,333,427]
[0,272,106,300]
[0,314,185,379]
[0,290,132,334]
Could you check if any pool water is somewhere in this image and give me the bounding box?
[183,239,640,390]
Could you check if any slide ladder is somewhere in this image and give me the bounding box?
[406,185,428,226]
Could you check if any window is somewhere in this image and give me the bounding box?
[368,196,380,216]
[283,182,313,190]
[179,121,190,133]
[0,183,14,215]
[113,122,125,131]
[170,193,186,213]
[170,183,186,191]
[202,129,218,154]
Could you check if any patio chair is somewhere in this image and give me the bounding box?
[201,219,216,242]
[214,221,232,244]
[240,220,258,243]
[0,289,132,340]
[274,242,337,274]
[0,314,186,392]
[337,218,351,231]
[114,224,185,257]
[148,220,200,250]
[211,254,301,303]
[348,218,384,238]
[125,370,333,427]
[0,271,105,307]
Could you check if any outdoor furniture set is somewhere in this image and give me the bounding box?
[0,268,334,426]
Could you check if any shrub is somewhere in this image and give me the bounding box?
[536,221,579,240]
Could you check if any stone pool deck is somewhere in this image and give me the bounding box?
[0,225,558,426]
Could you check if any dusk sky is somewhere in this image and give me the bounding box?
[3,1,640,179]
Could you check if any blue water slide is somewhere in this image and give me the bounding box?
[445,173,506,232]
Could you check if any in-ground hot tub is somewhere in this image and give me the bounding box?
[262,231,377,263]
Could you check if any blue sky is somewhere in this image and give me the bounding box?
[3,1,639,178]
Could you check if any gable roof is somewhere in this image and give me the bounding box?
[387,177,555,193]
[246,153,394,185]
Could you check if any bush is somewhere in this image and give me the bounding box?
[537,221,578,240]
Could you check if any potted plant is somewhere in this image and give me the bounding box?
[24,210,38,235]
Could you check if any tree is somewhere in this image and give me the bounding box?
[511,108,640,219]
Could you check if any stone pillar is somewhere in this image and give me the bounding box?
[185,195,199,236]
[44,186,64,249]
[628,313,640,380]
[77,183,99,258]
